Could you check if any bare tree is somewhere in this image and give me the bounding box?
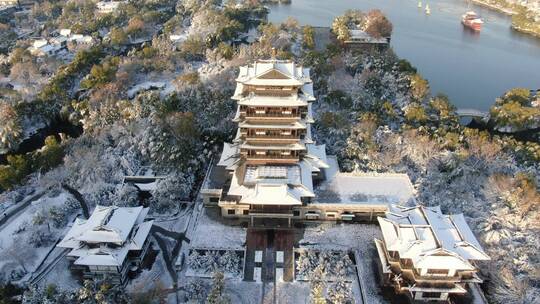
[1,236,36,273]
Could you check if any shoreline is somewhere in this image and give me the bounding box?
[470,0,516,15]
[469,0,540,38]
[511,24,540,38]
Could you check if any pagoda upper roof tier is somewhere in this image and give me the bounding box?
[232,83,315,101]
[236,59,311,87]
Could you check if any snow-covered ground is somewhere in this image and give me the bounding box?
[274,279,364,304]
[127,247,172,293]
[127,80,175,99]
[37,256,81,290]
[0,192,71,282]
[189,208,246,251]
[299,223,387,303]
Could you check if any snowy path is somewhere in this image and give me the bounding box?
[176,156,215,271]
[469,283,489,304]
[29,246,69,285]
[0,191,45,231]
[354,251,368,304]
[151,232,178,286]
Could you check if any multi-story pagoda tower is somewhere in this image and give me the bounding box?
[232,58,316,164]
[202,58,330,226]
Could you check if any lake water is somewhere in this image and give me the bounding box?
[268,0,540,110]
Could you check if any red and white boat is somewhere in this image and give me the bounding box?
[462,11,484,31]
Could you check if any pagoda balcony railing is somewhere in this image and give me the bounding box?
[245,134,300,140]
[246,154,299,160]
[243,112,301,119]
[387,256,473,282]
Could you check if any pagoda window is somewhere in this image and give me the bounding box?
[422,292,442,299]
[426,268,449,276]
[256,151,267,155]
[281,151,291,156]
[255,109,266,114]
[281,131,292,136]
[282,110,292,115]
[255,130,266,135]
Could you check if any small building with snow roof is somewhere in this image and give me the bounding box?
[374,205,490,302]
[57,205,153,285]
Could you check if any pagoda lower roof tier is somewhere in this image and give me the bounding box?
[238,121,307,129]
[240,143,306,151]
[237,94,310,107]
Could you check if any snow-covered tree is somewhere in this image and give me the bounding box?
[151,175,192,213]
[309,264,327,304]
[218,251,241,275]
[206,271,230,304]
[113,183,140,207]
[328,261,353,304]
[184,279,209,303]
[75,279,129,304]
[22,284,74,304]
[0,102,22,152]
[1,236,35,274]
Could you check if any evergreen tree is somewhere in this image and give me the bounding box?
[206,272,230,304]
[328,261,353,304]
[310,264,327,304]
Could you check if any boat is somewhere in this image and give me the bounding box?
[425,4,431,14]
[462,11,483,31]
[418,1,422,8]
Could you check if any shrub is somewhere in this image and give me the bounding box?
[405,104,428,124]
[217,42,234,60]
[0,154,32,191]
[181,36,206,60]
[397,59,417,74]
[325,90,353,108]
[109,27,128,46]
[302,25,315,50]
[410,73,429,101]
[176,72,200,87]
[36,136,64,172]
[319,111,348,129]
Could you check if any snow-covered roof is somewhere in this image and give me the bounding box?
[217,143,240,170]
[377,205,490,270]
[33,39,48,48]
[305,144,329,169]
[129,220,154,250]
[71,246,130,267]
[96,1,125,12]
[315,159,414,206]
[59,29,72,36]
[237,94,309,107]
[69,34,94,44]
[236,59,311,87]
[58,206,153,267]
[347,30,389,43]
[240,183,304,205]
[59,205,148,246]
[227,164,315,205]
